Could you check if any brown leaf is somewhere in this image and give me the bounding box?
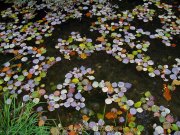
[50,127,60,135]
[38,119,45,126]
[96,36,105,42]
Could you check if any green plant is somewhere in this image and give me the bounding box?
[0,94,50,135]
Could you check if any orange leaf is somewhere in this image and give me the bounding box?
[171,44,176,47]
[80,53,87,59]
[86,12,92,17]
[82,115,90,121]
[32,47,37,51]
[37,49,42,54]
[163,84,171,101]
[2,67,10,72]
[105,112,117,119]
[112,26,118,30]
[38,119,45,126]
[42,17,46,21]
[27,73,32,79]
[17,63,22,68]
[69,51,76,56]
[96,36,105,42]
[68,131,76,135]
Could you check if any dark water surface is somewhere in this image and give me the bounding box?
[0,0,180,133]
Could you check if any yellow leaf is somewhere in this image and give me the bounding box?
[50,127,60,135]
[72,78,79,84]
[82,115,90,121]
[80,53,87,59]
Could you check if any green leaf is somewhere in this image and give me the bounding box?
[40,71,46,78]
[97,113,104,119]
[134,101,142,108]
[145,91,151,97]
[17,75,25,81]
[159,116,165,123]
[171,124,179,131]
[31,91,40,98]
[129,122,136,128]
[137,125,144,131]
[0,79,4,84]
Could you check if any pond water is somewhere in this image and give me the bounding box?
[0,0,180,134]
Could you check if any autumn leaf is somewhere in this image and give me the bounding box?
[163,84,171,101]
[80,53,87,59]
[68,131,76,135]
[50,127,60,135]
[105,112,117,119]
[96,36,105,42]
[2,67,10,72]
[171,44,176,47]
[69,51,76,56]
[38,119,45,126]
[86,12,92,17]
[27,73,32,79]
[68,125,74,130]
[82,115,90,121]
[172,80,180,86]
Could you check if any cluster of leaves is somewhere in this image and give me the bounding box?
[4,0,33,6]
[4,0,76,8]
[0,94,50,135]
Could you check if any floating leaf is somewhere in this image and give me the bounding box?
[137,125,144,131]
[0,79,4,84]
[72,78,79,84]
[79,43,86,49]
[96,36,105,42]
[67,37,73,43]
[17,75,25,81]
[97,113,104,119]
[105,112,117,120]
[80,53,87,59]
[171,124,179,131]
[2,67,10,72]
[27,73,32,79]
[40,71,46,78]
[38,119,45,126]
[82,115,90,121]
[128,122,136,128]
[50,127,60,135]
[68,131,76,135]
[145,91,151,97]
[163,84,171,101]
[134,101,142,108]
[31,91,40,98]
[159,116,165,123]
[86,12,92,17]
[172,80,180,86]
